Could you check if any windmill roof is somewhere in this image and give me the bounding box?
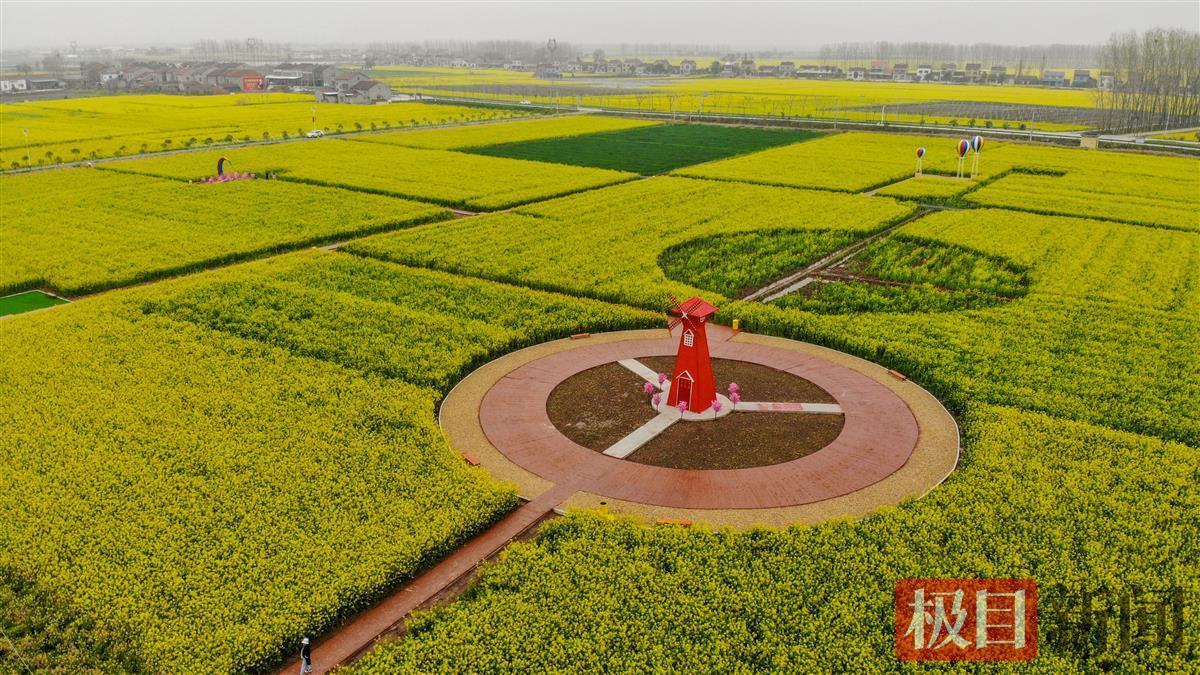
[675,296,718,319]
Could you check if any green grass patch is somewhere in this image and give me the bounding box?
[0,290,68,317]
[658,229,865,298]
[845,235,1031,297]
[467,123,822,174]
[773,279,1010,314]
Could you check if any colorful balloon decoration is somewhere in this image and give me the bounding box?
[970,136,984,177]
[955,140,970,178]
[915,146,926,175]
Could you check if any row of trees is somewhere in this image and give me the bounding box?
[1096,28,1200,133]
[372,40,581,64]
[190,39,296,64]
[816,41,1101,69]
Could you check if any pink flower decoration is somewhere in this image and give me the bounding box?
[652,393,662,407]
[730,392,741,404]
[643,382,655,394]
[657,373,667,385]
[728,382,740,394]
[677,402,688,413]
[712,400,722,413]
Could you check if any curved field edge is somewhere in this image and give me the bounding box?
[344,182,1200,447]
[0,251,660,673]
[349,402,1200,673]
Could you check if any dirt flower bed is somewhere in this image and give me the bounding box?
[547,357,844,470]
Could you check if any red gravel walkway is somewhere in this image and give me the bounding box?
[276,482,578,674]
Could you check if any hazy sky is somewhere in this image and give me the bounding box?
[2,1,1197,51]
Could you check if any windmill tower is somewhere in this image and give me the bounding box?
[665,295,719,413]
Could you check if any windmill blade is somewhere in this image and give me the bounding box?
[679,296,703,316]
[663,292,682,331]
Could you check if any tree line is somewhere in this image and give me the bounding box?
[816,41,1101,69]
[1096,28,1200,133]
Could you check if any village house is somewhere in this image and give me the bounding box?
[535,62,562,79]
[0,78,29,94]
[25,78,67,92]
[331,70,370,91]
[679,59,696,75]
[915,64,933,81]
[847,66,867,81]
[892,63,909,81]
[797,64,841,79]
[316,78,391,103]
[1042,70,1067,87]
[1071,69,1096,87]
[346,79,392,102]
[266,68,305,90]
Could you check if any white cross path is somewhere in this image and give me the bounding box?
[734,401,843,414]
[602,413,678,458]
[617,359,661,385]
[599,358,847,460]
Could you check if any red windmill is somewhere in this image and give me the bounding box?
[665,295,719,413]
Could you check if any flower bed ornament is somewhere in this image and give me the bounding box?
[643,381,655,394]
[730,392,741,404]
[652,393,662,407]
[657,373,667,385]
[677,401,688,413]
[728,382,740,394]
[711,399,722,413]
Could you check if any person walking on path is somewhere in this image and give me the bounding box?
[299,637,313,674]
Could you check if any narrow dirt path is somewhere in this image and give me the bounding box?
[276,481,579,675]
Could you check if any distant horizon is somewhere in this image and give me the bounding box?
[2,1,1197,52]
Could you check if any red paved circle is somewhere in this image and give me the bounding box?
[479,330,920,509]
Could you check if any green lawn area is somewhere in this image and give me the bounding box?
[466,123,822,174]
[0,290,68,317]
